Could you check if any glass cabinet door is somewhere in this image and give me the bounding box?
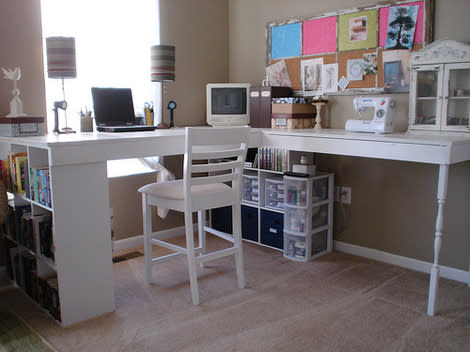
[443,64,470,131]
[409,65,443,130]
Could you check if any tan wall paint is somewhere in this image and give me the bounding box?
[0,0,46,119]
[159,0,229,127]
[228,0,470,270]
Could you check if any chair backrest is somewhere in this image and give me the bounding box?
[183,126,249,210]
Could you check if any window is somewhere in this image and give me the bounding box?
[40,0,159,132]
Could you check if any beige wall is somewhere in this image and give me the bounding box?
[0,0,46,119]
[228,0,470,270]
[159,0,229,127]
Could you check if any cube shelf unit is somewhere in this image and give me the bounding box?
[1,144,60,321]
[211,148,334,260]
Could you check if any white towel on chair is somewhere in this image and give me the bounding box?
[138,157,175,218]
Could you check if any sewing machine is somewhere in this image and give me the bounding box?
[345,97,395,134]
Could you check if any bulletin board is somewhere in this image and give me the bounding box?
[265,0,434,95]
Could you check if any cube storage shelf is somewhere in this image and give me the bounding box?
[0,143,60,322]
[211,148,333,260]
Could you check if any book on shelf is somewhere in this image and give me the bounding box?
[257,147,287,172]
[7,151,28,194]
[34,213,54,262]
[29,166,51,207]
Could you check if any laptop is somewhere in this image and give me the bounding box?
[91,87,157,132]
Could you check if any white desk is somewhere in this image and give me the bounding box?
[1,128,469,326]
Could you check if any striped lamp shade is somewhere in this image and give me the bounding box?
[46,37,77,79]
[150,45,175,82]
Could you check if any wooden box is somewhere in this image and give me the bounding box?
[271,103,315,114]
[0,117,46,137]
[271,113,315,129]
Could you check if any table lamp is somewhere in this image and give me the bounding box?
[46,36,77,134]
[151,44,175,128]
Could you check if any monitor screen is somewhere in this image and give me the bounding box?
[211,88,247,115]
[206,83,250,126]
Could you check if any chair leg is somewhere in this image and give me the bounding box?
[198,210,206,268]
[232,202,245,289]
[142,194,153,284]
[185,210,200,305]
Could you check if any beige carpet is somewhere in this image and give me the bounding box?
[0,236,469,352]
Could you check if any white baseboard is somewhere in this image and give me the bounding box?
[112,224,196,252]
[334,240,470,285]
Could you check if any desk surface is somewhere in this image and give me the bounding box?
[1,127,468,324]
[2,128,468,166]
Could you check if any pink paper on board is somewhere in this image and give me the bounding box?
[379,1,424,47]
[302,16,337,55]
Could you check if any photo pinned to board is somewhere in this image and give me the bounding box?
[385,5,419,50]
[265,60,292,87]
[363,53,378,75]
[383,50,411,92]
[349,15,367,42]
[301,57,323,95]
[322,63,338,93]
[347,59,364,81]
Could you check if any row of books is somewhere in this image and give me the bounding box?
[0,152,52,207]
[21,212,55,261]
[255,147,288,172]
[3,203,55,262]
[8,248,60,322]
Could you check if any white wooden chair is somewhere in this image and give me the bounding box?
[138,126,249,304]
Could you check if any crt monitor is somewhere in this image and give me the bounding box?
[206,83,250,126]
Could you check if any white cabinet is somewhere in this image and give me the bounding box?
[283,174,334,262]
[408,40,470,134]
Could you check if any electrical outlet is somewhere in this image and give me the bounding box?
[341,186,352,204]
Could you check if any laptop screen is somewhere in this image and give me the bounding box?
[91,87,136,126]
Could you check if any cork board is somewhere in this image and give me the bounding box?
[265,0,435,95]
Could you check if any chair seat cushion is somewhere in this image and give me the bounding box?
[138,179,231,200]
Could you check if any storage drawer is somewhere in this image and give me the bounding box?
[242,173,259,205]
[312,176,329,203]
[265,176,284,210]
[284,177,309,207]
[260,209,283,249]
[311,229,328,256]
[284,229,328,262]
[284,204,329,234]
[242,205,258,241]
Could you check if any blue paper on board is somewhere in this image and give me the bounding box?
[271,22,301,59]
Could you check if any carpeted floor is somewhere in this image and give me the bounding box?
[0,236,469,352]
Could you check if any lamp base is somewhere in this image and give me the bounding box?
[60,126,76,134]
[156,122,169,129]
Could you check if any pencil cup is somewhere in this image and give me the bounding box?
[80,117,93,132]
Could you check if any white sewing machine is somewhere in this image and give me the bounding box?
[345,97,395,134]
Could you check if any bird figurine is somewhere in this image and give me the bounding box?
[1,66,26,117]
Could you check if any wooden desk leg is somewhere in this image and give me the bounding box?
[428,163,449,316]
